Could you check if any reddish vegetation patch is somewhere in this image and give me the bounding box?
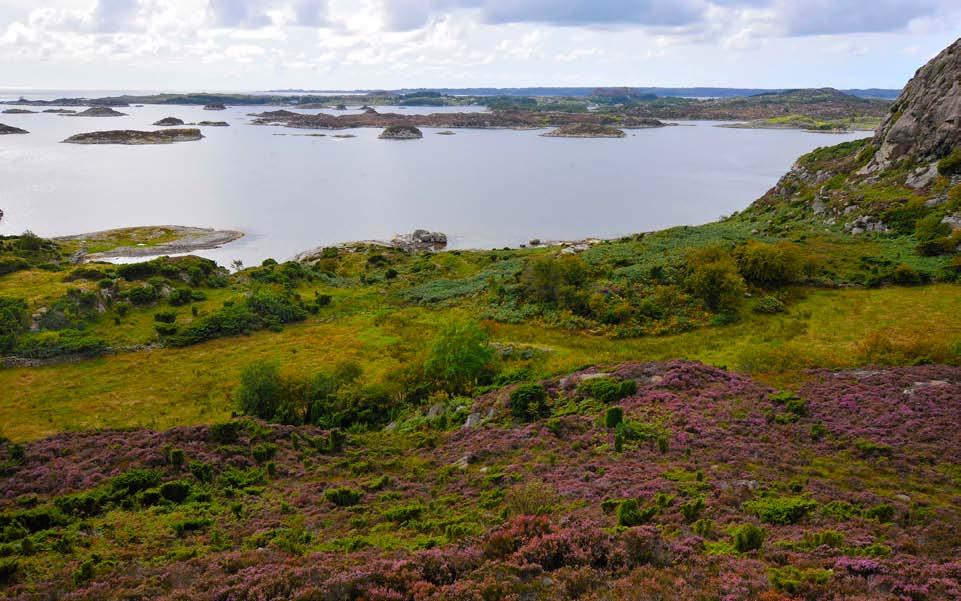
[2,361,961,600]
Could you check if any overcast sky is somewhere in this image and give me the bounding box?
[0,0,958,91]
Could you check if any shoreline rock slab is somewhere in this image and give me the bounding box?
[62,128,204,145]
[0,123,29,135]
[55,226,244,261]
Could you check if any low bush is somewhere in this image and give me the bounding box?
[743,496,816,525]
[579,377,637,403]
[0,297,28,353]
[731,523,765,552]
[509,384,549,422]
[616,499,657,527]
[768,566,832,595]
[734,241,803,286]
[604,406,624,429]
[325,487,363,507]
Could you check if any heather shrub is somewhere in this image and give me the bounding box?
[865,503,896,523]
[731,523,765,552]
[504,481,560,516]
[579,377,637,403]
[509,383,549,422]
[622,526,672,567]
[325,487,363,507]
[209,421,242,444]
[252,442,278,462]
[734,241,803,286]
[743,496,816,525]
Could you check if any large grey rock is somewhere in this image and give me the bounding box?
[864,38,961,173]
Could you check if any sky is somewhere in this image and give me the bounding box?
[0,0,958,91]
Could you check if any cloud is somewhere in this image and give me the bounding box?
[207,0,273,29]
[90,0,142,33]
[292,0,330,27]
[776,0,941,36]
[479,0,707,27]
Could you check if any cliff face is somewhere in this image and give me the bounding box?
[866,38,961,172]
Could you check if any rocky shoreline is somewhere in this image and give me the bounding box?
[62,129,204,145]
[55,226,245,262]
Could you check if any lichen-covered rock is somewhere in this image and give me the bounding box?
[865,37,961,172]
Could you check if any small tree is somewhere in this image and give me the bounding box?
[237,361,283,420]
[734,241,803,286]
[425,320,495,394]
[684,246,746,314]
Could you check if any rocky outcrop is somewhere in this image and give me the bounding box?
[42,109,76,114]
[203,103,227,111]
[379,125,424,139]
[0,123,28,135]
[62,129,204,145]
[196,121,230,127]
[69,107,127,117]
[153,117,185,126]
[2,108,35,114]
[542,123,627,138]
[865,37,961,173]
[394,229,447,250]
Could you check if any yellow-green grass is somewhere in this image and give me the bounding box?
[56,226,187,255]
[3,284,960,442]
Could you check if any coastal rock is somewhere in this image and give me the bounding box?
[905,163,939,189]
[0,123,29,135]
[542,123,627,138]
[62,128,204,145]
[436,130,456,135]
[379,125,424,139]
[2,108,35,114]
[362,106,378,114]
[153,117,185,126]
[196,121,230,127]
[392,229,447,250]
[69,107,127,117]
[865,38,961,173]
[203,103,227,111]
[42,109,76,114]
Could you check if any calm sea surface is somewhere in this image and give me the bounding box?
[0,93,871,265]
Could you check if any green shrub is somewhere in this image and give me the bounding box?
[324,487,362,507]
[154,310,177,324]
[55,491,105,518]
[126,285,159,305]
[0,297,28,353]
[616,499,657,527]
[0,558,17,585]
[13,329,106,359]
[209,421,243,444]
[684,247,745,314]
[768,566,832,595]
[937,148,961,176]
[159,480,192,503]
[865,503,896,523]
[742,496,816,525]
[892,263,922,286]
[252,442,278,462]
[579,377,637,403]
[173,517,212,536]
[219,467,266,490]
[237,361,283,421]
[734,241,803,286]
[424,320,495,394]
[0,257,29,277]
[731,523,765,552]
[509,383,549,422]
[167,304,260,347]
[753,296,787,314]
[382,504,424,524]
[168,448,185,467]
[189,460,213,483]
[604,406,624,428]
[680,497,705,522]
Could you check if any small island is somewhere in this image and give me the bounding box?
[542,123,627,138]
[42,109,76,114]
[0,123,29,135]
[196,121,230,127]
[203,103,227,111]
[62,128,204,145]
[153,117,185,126]
[379,125,424,139]
[69,107,128,117]
[2,108,36,114]
[56,225,244,261]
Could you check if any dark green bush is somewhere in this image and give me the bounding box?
[0,257,29,276]
[424,320,495,394]
[769,566,832,595]
[189,460,213,483]
[509,383,549,422]
[684,246,746,314]
[110,469,162,499]
[208,422,243,444]
[579,377,637,403]
[13,330,107,359]
[753,296,787,314]
[172,517,212,536]
[616,499,656,527]
[237,361,283,421]
[892,263,922,286]
[126,285,159,305]
[0,558,17,585]
[734,241,803,286]
[680,497,705,522]
[731,523,765,552]
[167,304,260,347]
[158,480,192,504]
[937,148,961,176]
[325,487,362,507]
[252,442,278,462]
[865,503,896,523]
[0,297,28,353]
[605,406,624,428]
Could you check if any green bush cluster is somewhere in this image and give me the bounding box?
[616,499,657,527]
[325,487,362,507]
[684,246,745,315]
[731,523,765,552]
[742,496,817,525]
[579,377,637,403]
[509,384,549,422]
